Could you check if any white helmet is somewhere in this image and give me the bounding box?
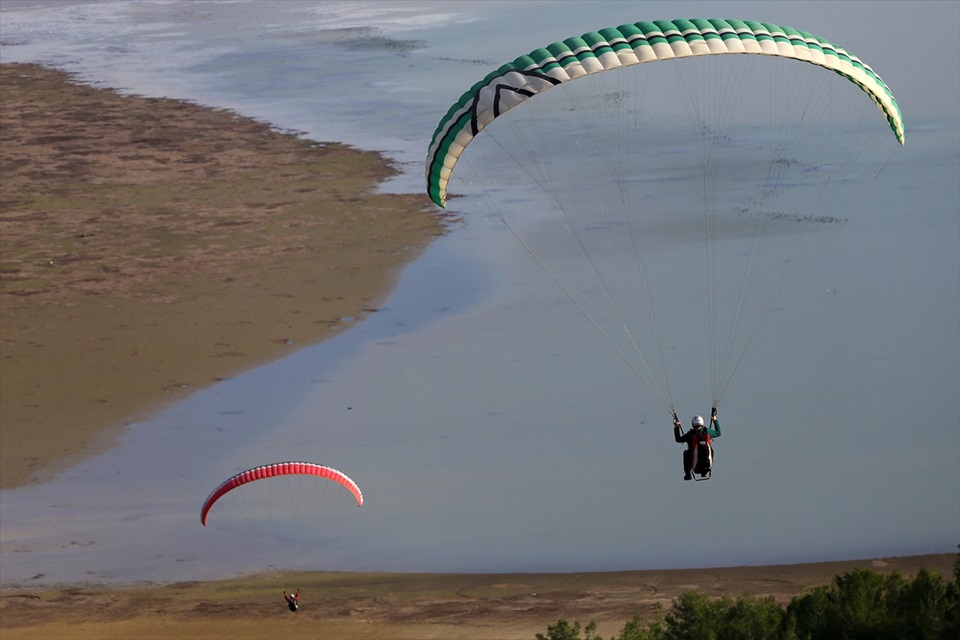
[691,415,704,428]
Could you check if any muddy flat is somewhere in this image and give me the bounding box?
[1,555,954,639]
[0,63,446,490]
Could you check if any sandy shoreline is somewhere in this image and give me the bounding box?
[0,63,447,490]
[1,554,954,639]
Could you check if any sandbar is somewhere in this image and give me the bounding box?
[0,63,447,490]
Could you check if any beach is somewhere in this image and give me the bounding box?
[0,63,954,639]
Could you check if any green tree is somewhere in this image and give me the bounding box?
[787,568,897,639]
[663,590,728,639]
[944,549,960,639]
[786,564,958,640]
[718,594,785,640]
[536,619,601,640]
[614,611,667,640]
[894,567,950,639]
[536,552,959,640]
[662,591,785,640]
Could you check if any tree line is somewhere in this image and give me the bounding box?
[537,552,960,640]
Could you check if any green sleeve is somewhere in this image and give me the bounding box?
[708,418,720,438]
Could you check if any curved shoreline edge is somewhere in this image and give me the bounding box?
[0,63,448,489]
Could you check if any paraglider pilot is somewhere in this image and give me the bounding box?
[284,588,299,613]
[673,408,721,480]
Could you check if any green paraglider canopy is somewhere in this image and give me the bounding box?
[427,18,903,208]
[423,18,903,415]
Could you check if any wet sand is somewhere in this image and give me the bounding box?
[0,64,952,639]
[0,63,447,490]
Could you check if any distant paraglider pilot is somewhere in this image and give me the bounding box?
[673,408,721,480]
[284,589,299,613]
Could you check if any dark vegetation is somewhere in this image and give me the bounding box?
[537,552,960,640]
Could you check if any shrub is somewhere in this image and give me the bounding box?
[536,552,959,640]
